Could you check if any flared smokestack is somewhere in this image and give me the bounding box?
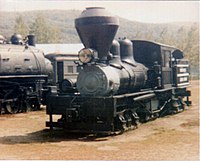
[75,7,119,61]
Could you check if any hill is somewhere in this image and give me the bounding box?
[0,10,196,43]
[0,10,81,43]
[0,10,199,74]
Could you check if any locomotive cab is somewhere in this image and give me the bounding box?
[132,40,190,89]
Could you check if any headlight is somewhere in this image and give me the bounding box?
[78,48,96,63]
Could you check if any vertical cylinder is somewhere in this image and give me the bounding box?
[110,39,122,68]
[119,38,136,66]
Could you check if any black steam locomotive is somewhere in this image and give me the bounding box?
[46,7,191,133]
[0,34,53,114]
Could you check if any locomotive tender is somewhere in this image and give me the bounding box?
[46,7,191,133]
[0,34,53,114]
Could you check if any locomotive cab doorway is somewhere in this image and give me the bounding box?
[161,47,173,88]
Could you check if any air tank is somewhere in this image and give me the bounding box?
[75,7,119,61]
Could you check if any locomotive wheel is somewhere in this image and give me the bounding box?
[4,101,20,114]
[31,103,41,111]
[114,111,139,133]
[160,98,185,116]
[0,103,2,114]
[27,99,41,111]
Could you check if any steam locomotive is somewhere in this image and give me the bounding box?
[0,34,53,114]
[46,7,191,133]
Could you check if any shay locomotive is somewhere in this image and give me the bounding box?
[46,7,191,133]
[0,34,53,114]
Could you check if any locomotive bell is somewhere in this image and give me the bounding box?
[75,7,119,62]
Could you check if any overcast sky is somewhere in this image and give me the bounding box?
[0,0,199,23]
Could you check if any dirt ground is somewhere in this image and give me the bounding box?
[0,80,199,160]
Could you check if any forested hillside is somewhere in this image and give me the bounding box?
[0,10,198,75]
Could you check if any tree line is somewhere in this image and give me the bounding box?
[14,14,62,43]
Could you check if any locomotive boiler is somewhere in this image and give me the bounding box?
[46,7,191,133]
[0,34,53,114]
